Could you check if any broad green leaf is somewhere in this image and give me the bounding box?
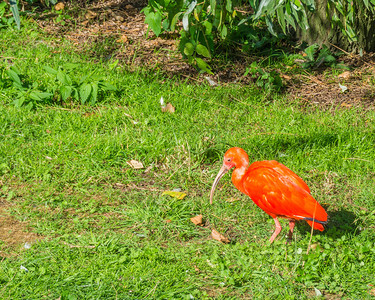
[203,20,213,34]
[65,74,72,86]
[195,57,212,74]
[91,82,98,104]
[99,81,117,91]
[29,91,42,101]
[182,0,197,31]
[182,13,189,31]
[170,12,183,31]
[60,85,72,101]
[276,7,286,34]
[56,69,67,85]
[13,96,25,107]
[196,44,211,58]
[79,83,92,104]
[254,0,274,19]
[265,16,276,36]
[226,0,232,12]
[304,44,318,61]
[64,63,79,69]
[35,91,52,99]
[145,11,162,36]
[7,69,22,86]
[183,42,195,56]
[220,24,228,39]
[44,66,58,75]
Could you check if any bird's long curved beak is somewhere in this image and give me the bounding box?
[210,165,229,204]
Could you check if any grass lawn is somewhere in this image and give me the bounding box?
[0,20,375,299]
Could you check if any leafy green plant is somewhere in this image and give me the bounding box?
[2,66,52,108]
[301,44,337,69]
[143,0,375,74]
[44,65,117,104]
[245,61,283,91]
[0,1,16,29]
[54,9,71,25]
[143,0,238,74]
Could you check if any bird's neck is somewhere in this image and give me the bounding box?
[231,164,248,194]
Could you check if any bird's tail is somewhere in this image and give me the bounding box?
[304,217,328,231]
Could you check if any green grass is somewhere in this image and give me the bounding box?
[0,21,375,299]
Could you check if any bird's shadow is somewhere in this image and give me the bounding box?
[295,208,361,239]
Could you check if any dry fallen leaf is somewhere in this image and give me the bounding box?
[115,15,124,22]
[211,229,230,243]
[162,190,187,200]
[161,103,175,113]
[204,76,218,86]
[226,197,239,203]
[190,214,203,226]
[281,74,292,81]
[55,2,65,10]
[341,102,352,107]
[338,71,351,79]
[85,10,97,20]
[126,160,144,169]
[117,34,128,43]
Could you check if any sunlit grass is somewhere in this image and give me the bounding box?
[0,19,374,299]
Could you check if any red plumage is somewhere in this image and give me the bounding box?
[210,147,328,243]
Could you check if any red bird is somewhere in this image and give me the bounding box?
[210,147,328,243]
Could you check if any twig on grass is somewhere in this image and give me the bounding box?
[344,157,371,163]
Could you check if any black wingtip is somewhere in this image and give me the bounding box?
[303,217,328,225]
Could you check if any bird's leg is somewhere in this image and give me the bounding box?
[286,220,295,243]
[269,218,282,244]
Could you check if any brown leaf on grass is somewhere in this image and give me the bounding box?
[55,2,65,10]
[161,103,175,113]
[126,160,144,169]
[338,71,351,79]
[226,197,240,203]
[211,229,230,243]
[190,214,203,226]
[308,243,319,251]
[281,74,292,81]
[85,10,97,20]
[117,34,128,43]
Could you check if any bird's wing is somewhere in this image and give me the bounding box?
[248,161,311,193]
[243,161,327,224]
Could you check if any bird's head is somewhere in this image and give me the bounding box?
[210,147,249,204]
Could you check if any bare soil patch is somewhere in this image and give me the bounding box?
[0,200,40,257]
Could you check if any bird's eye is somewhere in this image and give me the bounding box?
[227,158,231,162]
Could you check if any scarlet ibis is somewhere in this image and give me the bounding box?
[210,147,328,243]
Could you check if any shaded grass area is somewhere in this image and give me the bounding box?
[0,22,375,299]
